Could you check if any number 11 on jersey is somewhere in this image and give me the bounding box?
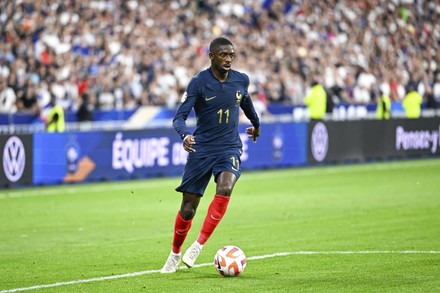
[217,109,230,123]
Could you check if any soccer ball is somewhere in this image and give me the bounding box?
[214,245,247,277]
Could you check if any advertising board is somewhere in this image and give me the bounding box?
[0,134,33,186]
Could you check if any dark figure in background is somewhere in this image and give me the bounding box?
[425,86,438,110]
[160,37,260,273]
[77,92,94,122]
[376,90,391,119]
[46,95,65,132]
[17,82,40,115]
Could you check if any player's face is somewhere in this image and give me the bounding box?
[210,45,235,74]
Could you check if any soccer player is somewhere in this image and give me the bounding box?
[160,37,260,273]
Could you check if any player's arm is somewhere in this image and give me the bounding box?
[172,76,199,138]
[240,92,260,143]
[172,94,193,140]
[173,80,198,151]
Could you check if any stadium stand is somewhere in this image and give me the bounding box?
[0,0,439,132]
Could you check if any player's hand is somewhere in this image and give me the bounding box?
[246,127,260,143]
[183,135,196,152]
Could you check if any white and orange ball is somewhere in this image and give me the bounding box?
[214,245,247,277]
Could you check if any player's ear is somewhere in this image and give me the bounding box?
[209,52,214,60]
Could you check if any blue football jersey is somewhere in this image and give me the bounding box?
[173,68,260,157]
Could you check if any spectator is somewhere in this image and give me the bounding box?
[16,81,40,115]
[45,95,65,132]
[0,0,438,119]
[353,67,376,104]
[402,86,423,119]
[36,80,51,110]
[304,79,327,120]
[0,76,17,114]
[433,73,440,105]
[376,90,391,120]
[77,92,94,122]
[424,86,437,110]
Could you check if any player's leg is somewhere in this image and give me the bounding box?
[173,192,201,253]
[197,171,236,244]
[215,170,238,196]
[161,192,200,273]
[161,157,212,273]
[183,153,240,268]
[198,151,241,245]
[182,172,237,267]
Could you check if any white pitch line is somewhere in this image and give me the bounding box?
[1,250,439,293]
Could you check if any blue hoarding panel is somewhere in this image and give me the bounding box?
[32,122,307,185]
[33,129,187,185]
[239,122,307,169]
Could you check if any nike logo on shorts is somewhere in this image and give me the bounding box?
[205,96,216,101]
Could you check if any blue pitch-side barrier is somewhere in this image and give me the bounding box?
[26,122,307,186]
[1,118,439,187]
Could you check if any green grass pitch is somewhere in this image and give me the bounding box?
[1,158,439,292]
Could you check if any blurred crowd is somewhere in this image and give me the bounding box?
[0,0,439,120]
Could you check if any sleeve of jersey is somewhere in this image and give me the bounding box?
[241,92,260,128]
[172,79,198,140]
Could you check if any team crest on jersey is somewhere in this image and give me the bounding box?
[181,91,188,103]
[235,90,242,106]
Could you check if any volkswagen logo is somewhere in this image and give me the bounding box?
[311,122,329,162]
[3,136,26,182]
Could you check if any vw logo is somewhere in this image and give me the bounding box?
[3,136,26,182]
[311,122,329,162]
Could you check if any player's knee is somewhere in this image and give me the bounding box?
[180,206,196,220]
[216,185,233,196]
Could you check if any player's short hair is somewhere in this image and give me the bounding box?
[209,37,233,53]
